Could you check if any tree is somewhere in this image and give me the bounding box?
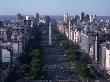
[75,62,90,77]
[61,41,70,49]
[30,49,40,59]
[54,33,60,41]
[30,58,40,79]
[66,49,79,62]
[29,48,42,79]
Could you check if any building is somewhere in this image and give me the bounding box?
[0,28,7,42]
[44,15,50,24]
[1,48,10,63]
[57,20,65,33]
[81,12,85,21]
[99,43,106,70]
[90,14,96,22]
[80,27,95,53]
[105,42,110,74]
[73,27,81,43]
[89,45,95,60]
[26,16,29,21]
[90,14,93,22]
[64,13,68,23]
[68,21,73,40]
[35,13,39,23]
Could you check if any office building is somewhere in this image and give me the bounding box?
[81,12,85,21]
[64,13,68,23]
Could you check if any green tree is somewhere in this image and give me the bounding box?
[30,49,40,59]
[66,49,79,62]
[30,58,40,79]
[61,41,70,49]
[75,62,90,77]
[54,33,60,41]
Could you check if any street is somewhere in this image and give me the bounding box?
[40,26,81,81]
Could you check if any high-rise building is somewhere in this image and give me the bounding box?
[90,14,96,22]
[0,21,4,27]
[64,13,68,23]
[35,13,39,19]
[35,13,39,23]
[95,36,98,62]
[26,16,29,20]
[99,43,106,69]
[105,42,110,74]
[93,14,96,19]
[16,13,22,20]
[44,15,50,24]
[74,29,81,43]
[81,12,85,21]
[85,14,90,22]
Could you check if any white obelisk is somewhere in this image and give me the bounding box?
[49,22,52,45]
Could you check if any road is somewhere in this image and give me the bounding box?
[40,26,81,82]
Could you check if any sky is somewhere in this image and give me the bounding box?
[0,0,110,16]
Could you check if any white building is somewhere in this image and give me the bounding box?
[57,20,65,33]
[64,13,68,23]
[68,21,73,40]
[90,14,96,22]
[0,28,7,42]
[2,49,10,63]
[80,31,95,53]
[89,45,94,59]
[26,16,29,20]
[105,43,110,74]
[90,14,93,22]
[73,29,81,43]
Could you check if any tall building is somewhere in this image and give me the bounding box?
[93,14,96,19]
[68,21,71,40]
[80,27,96,54]
[95,36,98,62]
[26,16,29,20]
[99,43,106,70]
[81,12,85,21]
[105,42,110,74]
[0,28,7,42]
[0,21,4,27]
[35,13,39,19]
[64,13,68,23]
[85,14,90,22]
[16,13,22,20]
[73,29,81,43]
[90,14,96,22]
[44,15,50,24]
[35,13,39,23]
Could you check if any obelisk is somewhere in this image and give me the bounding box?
[49,22,52,45]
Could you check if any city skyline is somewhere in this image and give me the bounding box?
[0,0,110,16]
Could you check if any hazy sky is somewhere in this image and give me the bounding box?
[0,0,110,16]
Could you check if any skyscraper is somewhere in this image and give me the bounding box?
[44,15,50,24]
[81,12,85,21]
[35,13,39,23]
[64,13,68,23]
[90,14,92,22]
[16,13,22,20]
[89,14,96,22]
